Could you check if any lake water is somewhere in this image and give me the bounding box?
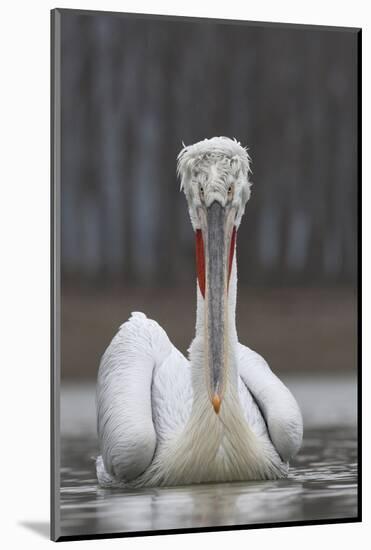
[59,375,358,538]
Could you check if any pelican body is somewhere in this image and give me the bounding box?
[96,137,303,488]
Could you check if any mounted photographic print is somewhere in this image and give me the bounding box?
[51,8,361,542]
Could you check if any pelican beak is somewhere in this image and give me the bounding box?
[212,394,221,414]
[196,201,236,415]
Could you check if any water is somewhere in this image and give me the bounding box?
[59,378,358,537]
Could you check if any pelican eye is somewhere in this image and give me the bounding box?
[227,185,233,199]
[199,186,204,200]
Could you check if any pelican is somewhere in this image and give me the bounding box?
[96,136,303,488]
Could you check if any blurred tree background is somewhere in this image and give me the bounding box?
[60,11,358,379]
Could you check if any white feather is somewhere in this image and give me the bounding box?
[96,260,302,488]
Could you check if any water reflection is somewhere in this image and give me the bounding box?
[60,427,357,537]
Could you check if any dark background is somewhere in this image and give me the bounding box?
[60,11,358,380]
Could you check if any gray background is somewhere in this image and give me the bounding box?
[60,12,358,379]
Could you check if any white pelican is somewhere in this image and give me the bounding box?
[96,136,303,488]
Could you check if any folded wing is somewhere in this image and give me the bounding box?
[238,343,303,462]
[96,312,174,482]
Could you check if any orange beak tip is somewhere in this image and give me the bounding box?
[212,394,221,414]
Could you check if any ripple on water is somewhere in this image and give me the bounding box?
[58,426,358,537]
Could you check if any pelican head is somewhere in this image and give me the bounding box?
[177,137,252,414]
